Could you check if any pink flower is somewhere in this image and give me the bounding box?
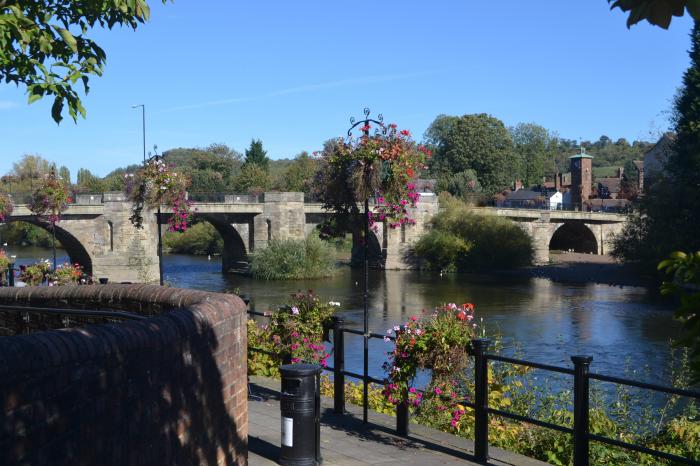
[451,419,458,428]
[434,387,442,395]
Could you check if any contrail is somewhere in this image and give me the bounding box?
[157,70,444,113]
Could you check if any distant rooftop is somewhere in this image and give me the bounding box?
[569,147,594,159]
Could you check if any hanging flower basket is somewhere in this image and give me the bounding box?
[28,171,70,224]
[382,303,480,411]
[315,123,431,235]
[126,158,193,231]
[0,192,12,222]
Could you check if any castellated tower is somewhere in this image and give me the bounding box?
[569,148,593,208]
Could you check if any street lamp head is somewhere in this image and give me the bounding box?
[131,104,144,109]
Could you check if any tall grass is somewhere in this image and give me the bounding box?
[250,235,337,280]
[414,195,533,271]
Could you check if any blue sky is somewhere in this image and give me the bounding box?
[0,1,694,179]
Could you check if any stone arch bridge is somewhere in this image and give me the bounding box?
[6,194,626,282]
[471,207,627,265]
[6,192,439,283]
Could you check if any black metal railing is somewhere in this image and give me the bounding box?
[0,304,145,336]
[467,339,700,466]
[246,313,700,465]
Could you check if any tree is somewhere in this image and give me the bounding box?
[613,23,700,270]
[427,114,514,194]
[510,123,558,187]
[277,152,318,192]
[76,168,104,192]
[58,165,70,185]
[618,159,640,199]
[1,1,165,123]
[608,0,699,29]
[435,169,481,200]
[243,139,270,171]
[233,163,270,195]
[163,144,242,192]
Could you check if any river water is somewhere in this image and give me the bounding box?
[9,247,682,386]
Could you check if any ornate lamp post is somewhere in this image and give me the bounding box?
[347,108,387,424]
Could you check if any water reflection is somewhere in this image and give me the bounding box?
[161,253,680,384]
[6,247,682,385]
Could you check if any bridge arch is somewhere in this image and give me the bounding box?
[197,215,248,272]
[351,228,384,267]
[4,219,94,274]
[549,221,597,254]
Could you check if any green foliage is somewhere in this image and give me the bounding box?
[413,230,471,272]
[0,221,57,247]
[435,169,481,200]
[609,0,699,29]
[414,196,533,271]
[243,139,270,171]
[275,152,318,192]
[427,114,514,194]
[659,251,700,383]
[1,0,167,123]
[163,221,223,255]
[232,162,270,195]
[247,290,337,376]
[58,166,70,185]
[75,168,104,193]
[250,235,337,280]
[18,259,51,285]
[510,122,558,187]
[613,24,700,271]
[163,144,242,193]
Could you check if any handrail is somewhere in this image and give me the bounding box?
[0,304,146,321]
[486,353,575,375]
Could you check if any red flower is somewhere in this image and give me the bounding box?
[406,168,414,177]
[400,129,410,137]
[456,311,467,321]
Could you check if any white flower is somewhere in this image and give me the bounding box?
[291,306,300,315]
[328,301,341,307]
[393,325,400,332]
[383,336,391,343]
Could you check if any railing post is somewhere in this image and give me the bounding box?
[8,263,14,287]
[472,338,490,463]
[332,316,345,414]
[572,355,592,466]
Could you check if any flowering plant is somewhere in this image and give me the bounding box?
[49,262,89,286]
[382,303,481,425]
[0,249,11,277]
[0,192,13,222]
[18,259,52,286]
[126,158,193,231]
[28,171,71,223]
[314,123,430,236]
[248,291,338,376]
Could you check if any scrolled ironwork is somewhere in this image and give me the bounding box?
[346,107,387,140]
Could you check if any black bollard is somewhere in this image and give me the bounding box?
[279,364,322,466]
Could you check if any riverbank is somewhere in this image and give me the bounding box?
[504,252,655,288]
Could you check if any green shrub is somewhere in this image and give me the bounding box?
[163,221,223,255]
[250,235,337,280]
[414,195,533,271]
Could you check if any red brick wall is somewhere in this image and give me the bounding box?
[0,285,248,466]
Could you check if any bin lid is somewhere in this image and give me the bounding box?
[280,363,323,377]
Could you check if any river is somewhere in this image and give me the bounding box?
[9,247,683,387]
